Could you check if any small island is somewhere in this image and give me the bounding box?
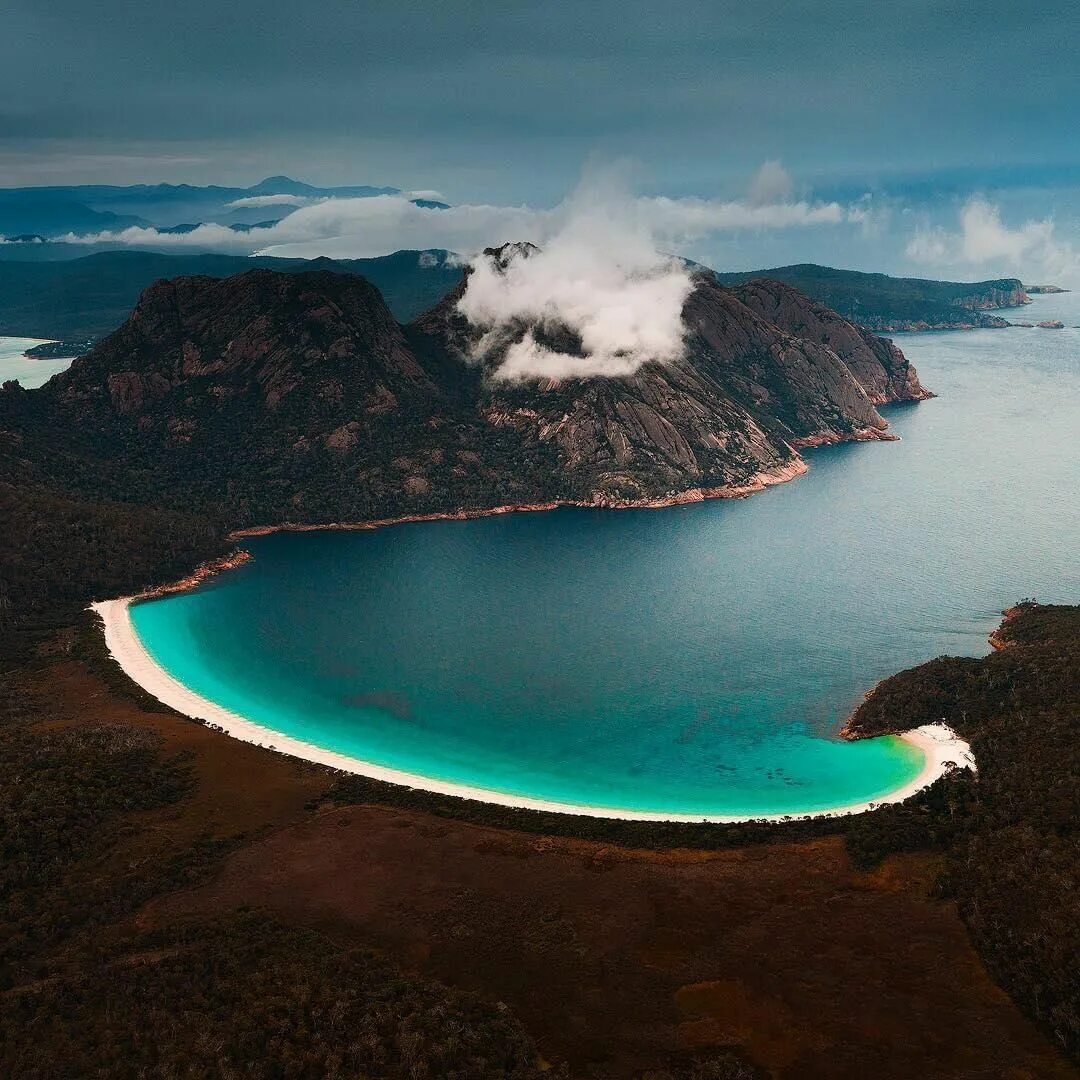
[23,339,94,360]
[1037,320,1065,329]
[1025,284,1069,294]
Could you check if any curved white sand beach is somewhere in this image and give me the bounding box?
[92,597,976,824]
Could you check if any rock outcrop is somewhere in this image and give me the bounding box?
[731,278,932,405]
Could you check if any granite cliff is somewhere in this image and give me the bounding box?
[1,256,930,530]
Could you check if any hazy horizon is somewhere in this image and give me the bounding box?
[4,0,1080,284]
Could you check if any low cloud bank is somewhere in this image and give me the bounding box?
[225,193,316,209]
[55,165,862,266]
[907,197,1078,284]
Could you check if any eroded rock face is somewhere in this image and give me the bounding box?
[61,269,435,420]
[13,264,931,524]
[413,267,929,500]
[732,279,933,405]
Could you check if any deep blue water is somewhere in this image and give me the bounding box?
[130,293,1080,816]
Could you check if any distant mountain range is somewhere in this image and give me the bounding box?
[0,175,400,237]
[0,250,464,339]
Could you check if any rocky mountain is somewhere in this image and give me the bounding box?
[411,251,929,505]
[1,254,930,532]
[0,249,464,339]
[731,278,931,404]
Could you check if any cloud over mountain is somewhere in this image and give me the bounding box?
[456,175,695,380]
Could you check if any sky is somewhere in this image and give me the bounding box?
[3,0,1080,282]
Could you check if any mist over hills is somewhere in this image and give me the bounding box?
[0,175,400,237]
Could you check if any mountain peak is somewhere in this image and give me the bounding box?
[247,175,319,196]
[482,241,541,271]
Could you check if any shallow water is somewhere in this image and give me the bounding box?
[0,337,76,388]
[130,293,1080,816]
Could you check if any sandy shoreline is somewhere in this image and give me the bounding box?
[91,596,975,824]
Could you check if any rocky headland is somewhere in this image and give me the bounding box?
[1,256,930,550]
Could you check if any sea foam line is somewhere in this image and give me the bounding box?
[91,597,975,824]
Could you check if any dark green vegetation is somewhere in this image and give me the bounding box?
[713,263,1027,330]
[846,603,1080,1060]
[2,913,545,1080]
[0,482,226,636]
[21,340,94,360]
[0,713,201,987]
[0,249,463,338]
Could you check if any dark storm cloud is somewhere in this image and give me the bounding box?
[2,0,1079,198]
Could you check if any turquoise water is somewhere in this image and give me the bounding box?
[130,293,1080,816]
[0,337,76,388]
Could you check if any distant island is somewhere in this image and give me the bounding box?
[22,338,94,360]
[1025,284,1069,294]
[714,263,1029,331]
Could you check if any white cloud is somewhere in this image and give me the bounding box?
[457,173,695,381]
[906,197,1078,284]
[56,222,259,251]
[224,193,317,209]
[746,160,794,207]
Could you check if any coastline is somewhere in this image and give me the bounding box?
[227,457,811,541]
[91,595,975,825]
[987,602,1032,651]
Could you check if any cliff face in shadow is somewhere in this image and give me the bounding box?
[731,278,932,404]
